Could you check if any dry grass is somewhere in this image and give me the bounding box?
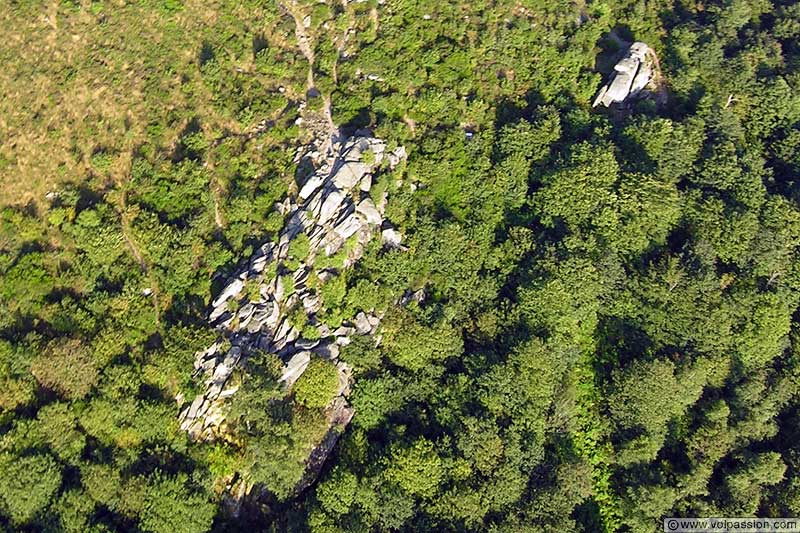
[0,0,301,208]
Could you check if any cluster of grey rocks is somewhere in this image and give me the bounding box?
[178,134,406,441]
[593,42,655,107]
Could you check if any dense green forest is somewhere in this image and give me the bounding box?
[2,0,800,531]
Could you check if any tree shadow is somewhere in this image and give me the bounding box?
[493,87,547,129]
[170,117,203,163]
[595,316,655,379]
[199,41,215,67]
[252,34,268,59]
[593,26,631,76]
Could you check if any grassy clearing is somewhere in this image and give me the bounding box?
[0,0,303,207]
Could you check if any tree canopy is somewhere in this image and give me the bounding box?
[1,0,800,531]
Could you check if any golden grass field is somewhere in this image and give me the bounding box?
[0,0,303,208]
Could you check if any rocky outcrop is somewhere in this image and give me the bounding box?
[593,42,655,108]
[179,134,405,442]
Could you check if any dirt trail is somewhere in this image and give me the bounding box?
[122,222,145,268]
[118,192,162,325]
[279,1,349,143]
[121,223,162,324]
[403,115,417,136]
[213,190,223,228]
[279,2,316,94]
[289,9,316,95]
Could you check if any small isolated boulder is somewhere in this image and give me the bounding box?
[354,312,372,334]
[382,227,403,248]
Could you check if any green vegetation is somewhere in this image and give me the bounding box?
[225,353,332,499]
[293,358,340,409]
[288,233,312,264]
[1,0,800,531]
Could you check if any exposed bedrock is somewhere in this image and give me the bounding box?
[592,42,656,108]
[179,134,406,449]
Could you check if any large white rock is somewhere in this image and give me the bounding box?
[200,358,216,372]
[299,173,326,200]
[283,211,306,239]
[180,134,409,446]
[318,190,344,225]
[322,232,345,256]
[211,361,232,386]
[238,302,254,321]
[246,315,264,334]
[629,41,650,61]
[304,189,324,218]
[631,61,652,94]
[219,386,239,399]
[334,161,369,189]
[343,138,372,162]
[212,278,244,309]
[279,351,311,387]
[593,42,654,108]
[208,305,228,323]
[332,326,356,337]
[223,346,242,368]
[356,198,382,225]
[605,70,635,103]
[250,254,268,274]
[614,56,639,75]
[334,213,365,240]
[274,317,292,344]
[186,394,205,420]
[331,203,355,228]
[359,175,372,192]
[354,312,372,334]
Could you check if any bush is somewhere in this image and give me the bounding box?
[0,453,62,525]
[292,358,340,409]
[30,339,99,400]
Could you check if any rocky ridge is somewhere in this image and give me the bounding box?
[178,134,406,441]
